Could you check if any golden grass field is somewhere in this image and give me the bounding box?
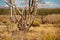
[0,15,60,40]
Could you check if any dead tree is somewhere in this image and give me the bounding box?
[5,0,39,31]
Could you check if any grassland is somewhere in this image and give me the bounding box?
[0,15,60,40]
[0,8,60,40]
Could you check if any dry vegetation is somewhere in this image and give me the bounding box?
[43,14,60,24]
[0,14,60,40]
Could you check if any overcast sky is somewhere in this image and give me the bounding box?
[0,0,60,8]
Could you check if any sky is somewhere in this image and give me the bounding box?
[0,0,60,8]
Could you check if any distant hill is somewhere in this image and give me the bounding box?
[0,7,10,15]
[0,7,60,15]
[37,8,60,15]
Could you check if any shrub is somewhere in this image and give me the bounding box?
[53,24,60,28]
[31,19,40,26]
[44,32,56,40]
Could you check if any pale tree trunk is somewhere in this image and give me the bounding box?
[10,6,13,17]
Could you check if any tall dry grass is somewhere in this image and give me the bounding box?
[0,15,60,40]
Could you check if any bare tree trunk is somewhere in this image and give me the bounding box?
[10,6,13,17]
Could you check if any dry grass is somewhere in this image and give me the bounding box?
[43,14,60,24]
[0,15,60,40]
